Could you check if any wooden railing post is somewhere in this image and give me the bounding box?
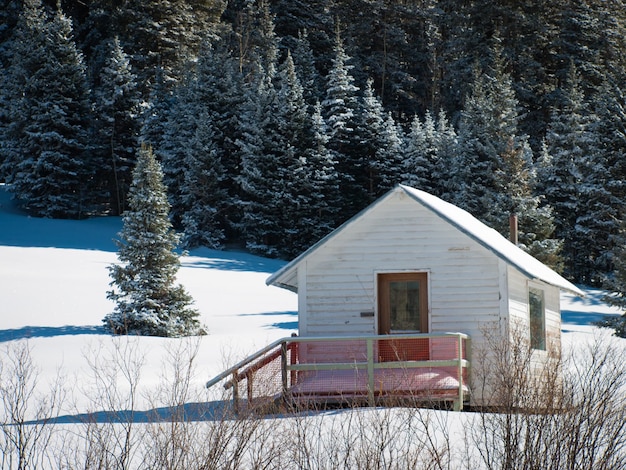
[247,371,254,403]
[232,370,239,414]
[289,342,298,385]
[367,338,375,406]
[455,334,464,411]
[281,341,288,401]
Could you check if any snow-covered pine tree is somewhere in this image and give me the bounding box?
[237,49,334,258]
[583,79,626,284]
[358,79,403,202]
[451,41,561,267]
[450,60,515,221]
[303,101,341,240]
[105,144,204,337]
[191,38,245,233]
[433,110,459,198]
[273,51,315,256]
[236,9,315,257]
[236,61,284,257]
[499,138,563,270]
[322,24,363,224]
[114,0,224,98]
[140,66,171,160]
[292,29,323,106]
[94,36,141,216]
[0,0,48,182]
[156,74,198,227]
[602,219,626,337]
[572,146,617,284]
[274,51,339,257]
[140,65,188,226]
[0,39,20,182]
[402,113,430,191]
[5,1,95,218]
[179,112,227,250]
[538,63,600,281]
[378,112,404,192]
[403,110,458,198]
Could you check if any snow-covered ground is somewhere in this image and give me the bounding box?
[0,182,623,420]
[0,185,297,415]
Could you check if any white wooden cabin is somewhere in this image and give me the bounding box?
[266,185,583,406]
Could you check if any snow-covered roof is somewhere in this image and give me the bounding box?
[266,184,584,297]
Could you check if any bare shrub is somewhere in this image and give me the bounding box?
[73,337,146,469]
[136,337,285,470]
[343,405,452,470]
[468,324,626,470]
[141,337,203,469]
[275,396,454,470]
[555,334,626,469]
[0,341,65,470]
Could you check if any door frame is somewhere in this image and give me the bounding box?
[376,271,429,334]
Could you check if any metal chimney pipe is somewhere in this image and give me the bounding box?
[509,213,518,245]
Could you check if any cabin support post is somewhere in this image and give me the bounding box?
[366,338,375,406]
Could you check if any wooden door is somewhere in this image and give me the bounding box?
[377,272,429,361]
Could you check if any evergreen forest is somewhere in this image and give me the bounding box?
[2,0,626,295]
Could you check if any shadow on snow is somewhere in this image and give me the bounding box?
[24,400,327,425]
[0,325,106,342]
[26,401,233,425]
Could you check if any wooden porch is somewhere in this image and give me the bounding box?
[205,333,470,413]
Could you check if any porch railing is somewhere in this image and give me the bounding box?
[205,332,470,412]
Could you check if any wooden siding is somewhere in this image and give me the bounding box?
[301,190,503,345]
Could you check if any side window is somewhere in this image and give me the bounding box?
[529,287,546,350]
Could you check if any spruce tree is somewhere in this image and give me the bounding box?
[403,110,458,198]
[94,36,141,215]
[451,42,561,266]
[156,73,196,226]
[322,25,362,223]
[602,219,626,337]
[276,52,338,256]
[179,113,227,250]
[4,2,95,218]
[539,63,602,281]
[235,62,283,257]
[291,29,323,106]
[358,79,401,202]
[303,101,341,242]
[105,145,204,337]
[184,38,245,238]
[588,79,626,283]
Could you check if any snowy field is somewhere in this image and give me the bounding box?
[1,183,625,467]
[0,183,623,410]
[0,184,298,416]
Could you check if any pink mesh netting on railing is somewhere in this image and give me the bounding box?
[231,335,469,408]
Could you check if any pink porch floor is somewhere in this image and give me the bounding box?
[288,366,469,404]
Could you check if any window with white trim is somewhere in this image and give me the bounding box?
[529,287,546,350]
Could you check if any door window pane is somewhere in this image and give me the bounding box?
[389,280,421,332]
